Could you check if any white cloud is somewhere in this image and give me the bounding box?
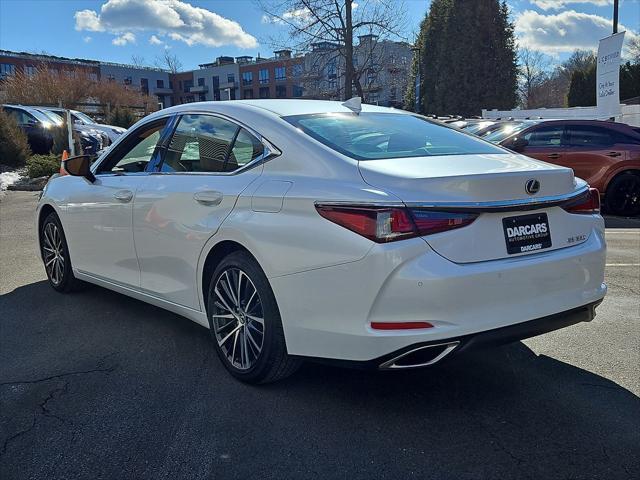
[261,7,312,25]
[530,0,612,10]
[74,0,257,49]
[516,9,638,55]
[74,9,104,31]
[112,32,136,46]
[149,34,163,45]
[83,36,93,43]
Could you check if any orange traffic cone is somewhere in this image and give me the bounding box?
[60,150,69,175]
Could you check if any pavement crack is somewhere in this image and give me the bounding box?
[0,353,117,387]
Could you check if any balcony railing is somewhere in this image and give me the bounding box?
[189,85,209,94]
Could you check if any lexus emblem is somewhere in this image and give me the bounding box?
[525,179,540,195]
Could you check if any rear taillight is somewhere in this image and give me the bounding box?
[409,209,478,236]
[563,188,600,214]
[315,204,477,243]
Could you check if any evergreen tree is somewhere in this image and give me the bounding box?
[408,0,517,116]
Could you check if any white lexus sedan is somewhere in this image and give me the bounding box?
[36,99,607,383]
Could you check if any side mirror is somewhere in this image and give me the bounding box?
[64,155,95,183]
[509,137,529,152]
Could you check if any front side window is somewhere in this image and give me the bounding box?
[285,113,506,160]
[523,125,564,147]
[163,115,248,173]
[98,120,167,173]
[565,125,613,147]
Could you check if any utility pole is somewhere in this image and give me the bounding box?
[613,0,619,33]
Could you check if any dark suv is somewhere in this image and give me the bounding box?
[2,104,58,154]
[500,120,640,216]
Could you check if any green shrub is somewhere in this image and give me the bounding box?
[108,107,136,128]
[0,108,32,167]
[26,154,60,178]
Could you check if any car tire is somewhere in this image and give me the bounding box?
[207,251,301,384]
[40,212,83,293]
[605,172,640,217]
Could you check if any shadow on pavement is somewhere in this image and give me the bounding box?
[1,281,639,480]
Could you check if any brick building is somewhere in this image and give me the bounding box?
[238,50,305,100]
[0,50,100,82]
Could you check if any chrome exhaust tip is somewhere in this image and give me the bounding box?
[379,341,460,370]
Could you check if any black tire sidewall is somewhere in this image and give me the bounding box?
[207,251,286,383]
[41,212,76,292]
[605,173,640,217]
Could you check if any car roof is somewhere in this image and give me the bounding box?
[157,99,406,119]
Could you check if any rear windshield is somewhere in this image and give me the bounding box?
[284,112,506,160]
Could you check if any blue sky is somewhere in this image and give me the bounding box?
[0,0,638,69]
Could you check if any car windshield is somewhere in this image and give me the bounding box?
[72,111,95,124]
[23,107,55,124]
[483,123,533,143]
[465,122,495,134]
[37,109,64,125]
[284,112,506,160]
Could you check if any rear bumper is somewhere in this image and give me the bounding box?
[303,300,601,370]
[271,224,606,362]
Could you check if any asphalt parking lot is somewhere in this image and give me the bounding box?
[1,191,639,480]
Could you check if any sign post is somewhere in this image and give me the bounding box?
[596,31,625,119]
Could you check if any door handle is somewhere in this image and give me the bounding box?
[606,152,621,157]
[113,190,133,203]
[547,153,560,159]
[194,191,223,206]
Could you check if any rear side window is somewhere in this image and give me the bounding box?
[523,125,563,147]
[566,125,613,147]
[162,114,264,173]
[284,113,505,160]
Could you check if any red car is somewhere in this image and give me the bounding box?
[499,120,640,216]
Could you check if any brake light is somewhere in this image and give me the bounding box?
[409,209,478,236]
[315,204,478,242]
[315,206,414,242]
[564,188,600,214]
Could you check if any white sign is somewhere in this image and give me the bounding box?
[596,31,625,117]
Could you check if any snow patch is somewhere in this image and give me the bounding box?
[0,171,23,191]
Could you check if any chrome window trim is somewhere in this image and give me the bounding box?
[316,185,590,213]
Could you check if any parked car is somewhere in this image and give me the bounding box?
[500,120,640,216]
[37,100,606,383]
[462,120,497,135]
[41,107,126,143]
[32,108,106,156]
[476,120,540,142]
[2,104,58,153]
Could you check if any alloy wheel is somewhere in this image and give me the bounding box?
[608,175,640,216]
[42,222,65,286]
[211,268,265,370]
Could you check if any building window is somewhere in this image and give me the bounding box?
[276,85,287,98]
[183,79,193,93]
[259,68,269,84]
[243,89,254,99]
[199,94,206,102]
[0,63,16,78]
[88,73,98,82]
[25,65,36,77]
[259,86,270,98]
[227,73,235,84]
[293,85,304,97]
[107,74,116,83]
[292,63,303,77]
[275,66,286,81]
[169,81,173,89]
[328,78,337,89]
[242,71,253,86]
[157,79,164,88]
[141,78,149,94]
[197,77,205,86]
[124,76,132,85]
